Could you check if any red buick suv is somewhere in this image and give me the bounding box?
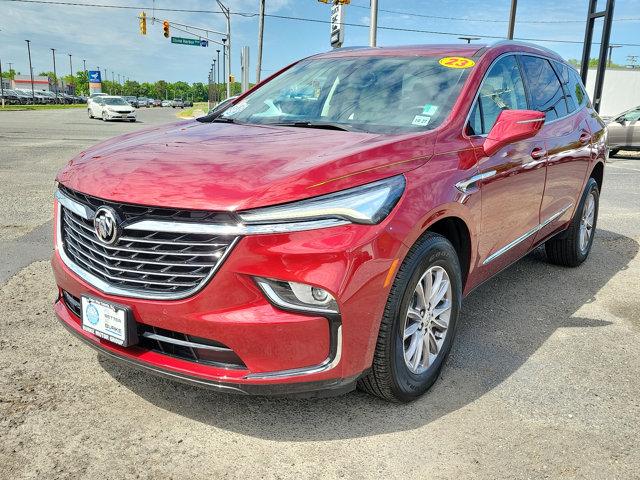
[53,42,606,401]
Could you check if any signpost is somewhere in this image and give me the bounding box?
[88,70,102,94]
[171,37,209,47]
[330,2,345,48]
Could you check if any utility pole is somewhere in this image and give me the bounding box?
[0,59,5,107]
[25,41,35,103]
[256,0,265,83]
[216,49,221,98]
[507,0,517,40]
[51,48,59,102]
[68,53,73,94]
[241,46,249,92]
[222,38,227,99]
[212,59,217,103]
[217,1,231,98]
[369,0,378,47]
[607,44,622,67]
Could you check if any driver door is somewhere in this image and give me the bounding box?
[466,54,547,274]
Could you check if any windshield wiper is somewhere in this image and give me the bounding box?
[212,117,237,124]
[269,121,352,132]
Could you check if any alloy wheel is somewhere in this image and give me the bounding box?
[579,192,595,252]
[402,266,452,374]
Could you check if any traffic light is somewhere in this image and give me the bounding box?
[162,20,170,38]
[138,11,146,35]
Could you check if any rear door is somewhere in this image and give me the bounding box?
[518,56,592,242]
[466,54,548,273]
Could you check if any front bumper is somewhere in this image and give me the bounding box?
[105,111,136,120]
[52,196,409,393]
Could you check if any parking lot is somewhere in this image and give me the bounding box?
[0,108,638,479]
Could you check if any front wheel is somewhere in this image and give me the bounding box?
[358,233,462,402]
[101,111,107,121]
[609,149,619,157]
[88,109,93,119]
[545,177,599,267]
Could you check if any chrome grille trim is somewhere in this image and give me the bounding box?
[56,189,239,300]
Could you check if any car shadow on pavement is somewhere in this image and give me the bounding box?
[100,229,638,441]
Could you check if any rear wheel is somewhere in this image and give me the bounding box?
[545,178,599,267]
[88,108,93,119]
[358,233,462,402]
[609,149,619,157]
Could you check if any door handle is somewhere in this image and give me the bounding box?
[523,147,547,169]
[530,147,547,160]
[579,132,592,144]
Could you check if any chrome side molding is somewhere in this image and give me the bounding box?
[455,170,497,193]
[483,204,573,265]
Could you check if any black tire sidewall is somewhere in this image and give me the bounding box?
[574,178,599,261]
[389,237,462,400]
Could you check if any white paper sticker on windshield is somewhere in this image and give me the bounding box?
[412,115,431,126]
[223,101,248,116]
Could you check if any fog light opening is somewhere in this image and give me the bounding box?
[254,277,339,314]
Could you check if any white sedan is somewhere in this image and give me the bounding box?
[88,96,136,122]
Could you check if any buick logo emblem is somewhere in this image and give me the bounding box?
[93,207,121,245]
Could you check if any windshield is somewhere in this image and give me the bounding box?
[104,97,128,105]
[219,56,471,134]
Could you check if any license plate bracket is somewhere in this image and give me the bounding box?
[81,295,138,347]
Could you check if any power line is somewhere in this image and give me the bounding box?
[4,0,640,48]
[348,1,640,24]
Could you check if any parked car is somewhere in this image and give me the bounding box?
[87,95,136,122]
[152,98,162,107]
[53,42,606,402]
[123,96,138,108]
[171,98,185,108]
[137,97,150,108]
[15,89,38,104]
[87,93,108,108]
[207,95,238,115]
[605,105,640,156]
[1,89,21,105]
[161,99,172,107]
[185,98,193,107]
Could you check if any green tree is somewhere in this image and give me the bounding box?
[1,69,18,80]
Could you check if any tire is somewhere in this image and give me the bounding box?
[88,109,93,119]
[545,177,599,267]
[101,111,107,121]
[358,233,462,402]
[609,149,619,157]
[130,119,136,122]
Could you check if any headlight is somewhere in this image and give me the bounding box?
[239,175,405,227]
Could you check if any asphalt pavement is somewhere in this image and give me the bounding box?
[0,107,638,479]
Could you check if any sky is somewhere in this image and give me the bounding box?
[2,0,640,85]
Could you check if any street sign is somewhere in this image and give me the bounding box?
[330,2,345,48]
[171,37,209,47]
[88,70,102,94]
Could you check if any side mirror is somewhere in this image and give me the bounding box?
[483,110,545,156]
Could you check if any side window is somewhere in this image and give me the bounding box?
[466,55,528,135]
[552,61,577,113]
[622,109,640,123]
[569,70,590,108]
[520,55,569,121]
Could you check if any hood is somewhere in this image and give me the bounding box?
[57,120,435,211]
